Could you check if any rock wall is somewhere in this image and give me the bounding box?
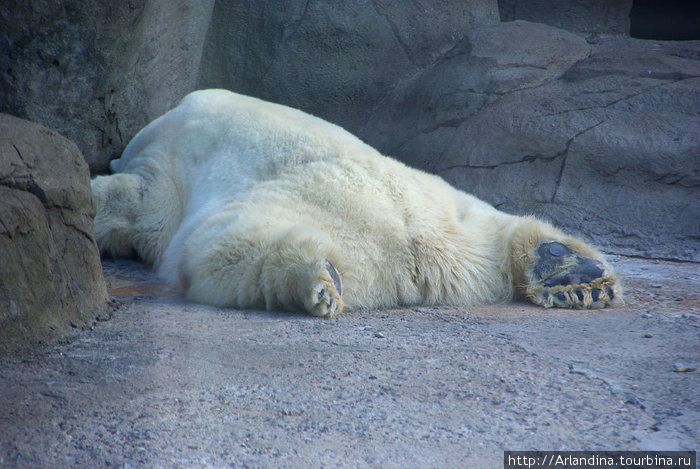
[0,114,108,352]
[1,0,699,261]
[362,28,700,261]
[498,0,633,40]
[197,0,500,132]
[0,0,215,174]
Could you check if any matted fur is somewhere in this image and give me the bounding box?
[92,90,620,316]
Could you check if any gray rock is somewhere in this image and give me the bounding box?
[0,0,215,174]
[498,0,633,40]
[363,31,700,262]
[451,40,700,262]
[672,363,696,373]
[0,114,108,352]
[197,0,500,133]
[360,21,593,163]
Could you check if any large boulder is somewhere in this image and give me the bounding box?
[0,114,109,352]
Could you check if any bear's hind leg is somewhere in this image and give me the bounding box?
[508,216,621,309]
[181,222,343,317]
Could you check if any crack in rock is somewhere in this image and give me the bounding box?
[370,0,417,66]
[438,153,562,173]
[567,363,647,412]
[1,144,49,206]
[282,0,310,41]
[551,119,605,202]
[542,77,698,118]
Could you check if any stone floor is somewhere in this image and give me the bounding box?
[0,256,698,468]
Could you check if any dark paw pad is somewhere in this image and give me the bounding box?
[533,242,605,288]
[532,242,572,279]
[543,257,605,287]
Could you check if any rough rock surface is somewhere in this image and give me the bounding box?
[1,0,699,261]
[0,0,215,174]
[198,0,500,132]
[498,0,633,40]
[0,257,697,467]
[363,32,700,261]
[0,114,108,352]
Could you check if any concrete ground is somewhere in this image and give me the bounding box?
[1,256,698,468]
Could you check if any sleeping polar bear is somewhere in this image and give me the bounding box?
[92,89,620,317]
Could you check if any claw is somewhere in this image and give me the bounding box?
[324,259,342,296]
[605,286,615,300]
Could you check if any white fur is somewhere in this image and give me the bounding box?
[92,89,618,315]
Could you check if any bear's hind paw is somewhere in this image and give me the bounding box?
[526,241,620,309]
[304,259,343,318]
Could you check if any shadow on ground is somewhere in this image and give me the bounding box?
[1,257,698,467]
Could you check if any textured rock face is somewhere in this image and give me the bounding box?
[1,0,699,261]
[363,31,700,261]
[0,0,215,174]
[0,114,108,351]
[198,0,500,131]
[498,0,633,40]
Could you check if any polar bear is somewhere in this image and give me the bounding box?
[92,89,620,317]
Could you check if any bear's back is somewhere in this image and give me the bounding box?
[111,90,379,187]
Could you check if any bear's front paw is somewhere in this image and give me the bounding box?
[303,259,343,318]
[526,241,620,309]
